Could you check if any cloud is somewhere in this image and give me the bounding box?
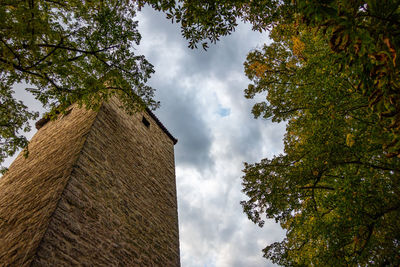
[155,87,214,171]
[136,6,287,267]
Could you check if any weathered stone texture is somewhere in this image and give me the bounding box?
[0,97,179,266]
[0,106,98,266]
[31,98,180,266]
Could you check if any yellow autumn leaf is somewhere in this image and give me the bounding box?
[346,133,355,147]
[292,36,305,57]
[248,61,268,78]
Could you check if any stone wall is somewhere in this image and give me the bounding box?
[0,98,180,266]
[0,105,98,266]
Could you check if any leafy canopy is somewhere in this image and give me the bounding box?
[242,24,400,265]
[238,1,400,265]
[1,0,157,172]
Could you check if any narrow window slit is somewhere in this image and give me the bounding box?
[142,116,150,128]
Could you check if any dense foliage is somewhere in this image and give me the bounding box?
[238,1,400,265]
[242,24,400,265]
[0,0,156,172]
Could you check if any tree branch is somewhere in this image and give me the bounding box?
[336,160,400,172]
[26,38,65,69]
[37,43,120,55]
[299,185,335,190]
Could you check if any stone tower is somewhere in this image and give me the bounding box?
[0,97,180,266]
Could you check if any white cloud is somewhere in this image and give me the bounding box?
[136,6,286,267]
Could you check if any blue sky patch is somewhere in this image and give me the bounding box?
[218,107,231,117]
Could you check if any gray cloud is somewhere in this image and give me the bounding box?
[136,7,286,267]
[154,88,214,171]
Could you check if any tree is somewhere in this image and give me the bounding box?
[294,0,400,158]
[241,23,400,265]
[0,0,159,172]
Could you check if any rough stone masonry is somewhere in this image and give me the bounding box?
[0,97,180,266]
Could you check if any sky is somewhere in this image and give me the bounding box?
[6,7,287,267]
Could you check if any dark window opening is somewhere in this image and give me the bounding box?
[142,116,150,128]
